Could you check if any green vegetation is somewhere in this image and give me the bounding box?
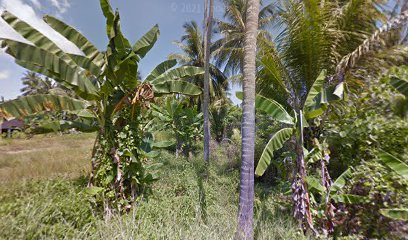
[0,0,203,212]
[0,0,407,239]
[0,136,308,239]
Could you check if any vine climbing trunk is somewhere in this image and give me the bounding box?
[88,131,101,187]
[203,0,214,162]
[237,0,259,239]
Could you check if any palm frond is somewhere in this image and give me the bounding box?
[335,10,408,83]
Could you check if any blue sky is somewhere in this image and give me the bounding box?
[0,0,238,101]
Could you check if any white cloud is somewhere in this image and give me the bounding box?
[30,0,41,9]
[0,70,10,80]
[0,0,82,55]
[49,0,70,14]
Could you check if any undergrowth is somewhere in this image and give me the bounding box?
[0,149,308,239]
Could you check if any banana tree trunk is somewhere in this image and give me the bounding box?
[88,130,102,187]
[237,0,259,239]
[292,111,315,233]
[203,0,214,162]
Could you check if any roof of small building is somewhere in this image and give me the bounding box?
[1,119,24,129]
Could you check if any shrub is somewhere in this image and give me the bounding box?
[333,161,408,239]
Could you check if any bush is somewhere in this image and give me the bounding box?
[333,161,408,239]
[325,79,408,177]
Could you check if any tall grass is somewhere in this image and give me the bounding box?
[0,135,309,239]
[90,152,309,239]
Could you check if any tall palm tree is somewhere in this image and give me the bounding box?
[20,71,52,96]
[212,0,273,77]
[169,21,228,108]
[236,0,259,239]
[257,0,398,116]
[203,0,214,162]
[255,0,404,232]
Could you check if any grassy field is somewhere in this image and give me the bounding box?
[0,133,94,183]
[0,133,309,240]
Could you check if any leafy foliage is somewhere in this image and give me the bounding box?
[380,209,408,221]
[169,21,228,109]
[0,94,88,120]
[209,98,241,142]
[255,128,293,176]
[0,0,202,212]
[152,97,203,158]
[334,160,408,238]
[378,150,408,180]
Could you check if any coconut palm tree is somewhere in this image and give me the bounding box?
[20,71,52,96]
[236,0,259,239]
[203,0,214,161]
[169,21,228,106]
[254,0,407,233]
[212,0,273,77]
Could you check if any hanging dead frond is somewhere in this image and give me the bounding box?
[0,109,10,119]
[131,83,154,107]
[292,136,316,235]
[292,173,317,235]
[113,83,155,114]
[321,149,335,235]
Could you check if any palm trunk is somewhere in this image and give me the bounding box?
[237,0,259,239]
[203,0,214,162]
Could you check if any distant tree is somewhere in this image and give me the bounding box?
[210,97,239,142]
[169,21,228,109]
[20,71,52,96]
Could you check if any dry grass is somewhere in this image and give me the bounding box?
[0,133,95,183]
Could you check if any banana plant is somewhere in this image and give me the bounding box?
[383,65,408,117]
[237,70,342,176]
[151,96,203,158]
[307,150,408,223]
[306,169,368,205]
[306,167,368,234]
[237,69,343,229]
[0,0,202,211]
[377,150,408,221]
[386,65,408,97]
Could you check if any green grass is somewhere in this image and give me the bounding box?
[0,134,309,239]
